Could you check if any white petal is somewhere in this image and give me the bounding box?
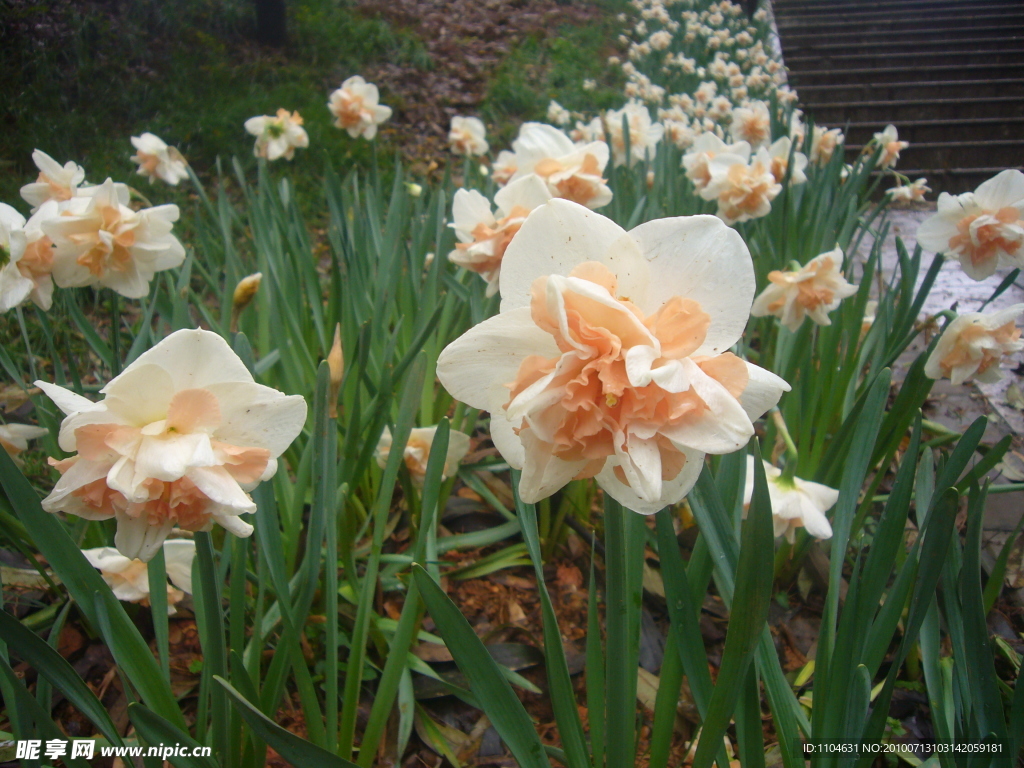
[115,510,175,562]
[616,432,663,504]
[494,174,553,216]
[101,363,178,426]
[974,169,1024,210]
[162,540,197,593]
[596,446,704,515]
[498,199,647,313]
[133,432,216,483]
[517,428,587,503]
[737,362,790,422]
[112,328,254,393]
[451,189,496,239]
[213,512,255,538]
[628,214,754,355]
[187,466,257,513]
[660,358,754,453]
[34,380,98,417]
[41,459,112,512]
[206,381,308,456]
[488,411,526,469]
[437,307,560,413]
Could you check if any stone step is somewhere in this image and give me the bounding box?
[776,3,1021,24]
[845,140,1024,171]
[837,117,1024,145]
[786,49,1023,69]
[778,13,1024,34]
[796,80,1024,104]
[805,96,1024,123]
[772,0,1020,11]
[788,63,1024,86]
[785,34,1024,55]
[781,23,1024,44]
[873,167,1023,194]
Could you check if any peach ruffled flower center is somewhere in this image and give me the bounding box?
[51,387,270,531]
[534,154,607,207]
[66,203,138,277]
[19,236,55,281]
[765,256,840,313]
[454,205,532,279]
[938,320,1022,378]
[505,261,747,483]
[720,160,777,219]
[37,172,74,203]
[948,207,1023,268]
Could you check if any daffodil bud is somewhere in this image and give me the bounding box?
[405,182,422,197]
[328,323,344,418]
[230,272,262,332]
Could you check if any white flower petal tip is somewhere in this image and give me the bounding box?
[39,328,307,561]
[374,424,472,487]
[245,109,308,161]
[743,457,836,543]
[437,204,787,514]
[751,247,858,332]
[925,304,1024,385]
[327,76,392,140]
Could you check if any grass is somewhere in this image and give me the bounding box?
[0,0,431,205]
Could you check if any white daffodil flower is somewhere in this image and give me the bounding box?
[743,456,836,543]
[750,247,858,332]
[245,109,309,161]
[37,329,307,561]
[327,76,392,140]
[924,304,1024,385]
[509,123,613,210]
[130,133,189,185]
[437,200,790,514]
[375,425,472,486]
[82,539,196,613]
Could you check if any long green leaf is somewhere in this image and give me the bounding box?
[217,678,360,768]
[412,565,549,768]
[128,704,220,768]
[693,449,774,768]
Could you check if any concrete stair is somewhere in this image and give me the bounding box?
[774,0,1024,193]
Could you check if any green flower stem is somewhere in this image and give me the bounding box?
[771,409,800,482]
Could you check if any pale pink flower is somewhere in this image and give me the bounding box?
[245,109,309,161]
[20,150,86,212]
[916,169,1024,280]
[37,329,307,561]
[743,456,835,543]
[448,175,552,296]
[729,101,771,148]
[43,179,185,298]
[449,116,489,157]
[375,425,472,485]
[436,200,789,513]
[510,123,612,210]
[871,124,908,169]
[750,247,858,332]
[924,305,1024,385]
[130,133,189,185]
[82,539,196,613]
[810,126,844,166]
[701,147,782,225]
[0,201,57,312]
[327,76,392,140]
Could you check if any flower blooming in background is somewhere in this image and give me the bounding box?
[37,328,307,561]
[810,126,843,166]
[327,76,392,140]
[766,137,807,185]
[130,133,189,185]
[924,305,1024,385]
[492,150,518,185]
[42,179,185,299]
[870,124,908,169]
[82,539,196,613]
[509,123,612,210]
[20,150,86,212]
[751,247,858,332]
[436,200,790,513]
[729,101,771,148]
[916,169,1024,281]
[743,456,836,543]
[682,133,751,194]
[448,175,552,296]
[448,116,489,157]
[375,425,472,485]
[0,422,49,466]
[888,178,930,203]
[701,146,781,225]
[547,100,571,126]
[245,109,308,161]
[605,101,664,167]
